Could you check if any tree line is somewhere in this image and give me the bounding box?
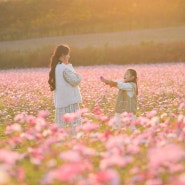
[0,42,185,69]
[0,0,185,41]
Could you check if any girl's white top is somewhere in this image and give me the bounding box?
[115,80,135,97]
[54,63,82,108]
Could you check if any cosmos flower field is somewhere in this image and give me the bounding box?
[0,63,185,185]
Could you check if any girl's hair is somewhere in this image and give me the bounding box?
[127,68,138,95]
[48,44,70,91]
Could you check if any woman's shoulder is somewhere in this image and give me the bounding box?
[67,63,73,68]
[57,63,72,68]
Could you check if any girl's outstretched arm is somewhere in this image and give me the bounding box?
[100,76,117,87]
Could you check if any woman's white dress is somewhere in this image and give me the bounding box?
[54,63,82,128]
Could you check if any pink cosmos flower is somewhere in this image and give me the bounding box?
[131,171,156,184]
[148,144,185,169]
[103,130,112,139]
[26,115,36,127]
[14,112,27,123]
[108,117,117,126]
[145,178,163,185]
[0,149,20,165]
[59,150,82,163]
[35,117,47,132]
[178,103,185,111]
[7,136,23,147]
[37,110,49,118]
[106,135,126,150]
[95,169,120,185]
[78,122,99,132]
[127,144,140,154]
[168,173,185,185]
[162,162,184,174]
[76,108,89,116]
[99,115,109,122]
[5,123,22,134]
[93,105,104,115]
[100,154,133,169]
[42,129,52,137]
[16,167,25,181]
[145,110,157,119]
[28,147,45,165]
[48,163,88,183]
[20,129,36,141]
[62,113,77,122]
[73,143,97,156]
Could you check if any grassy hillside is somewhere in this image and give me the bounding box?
[0,0,185,41]
[1,26,185,51]
[0,41,185,69]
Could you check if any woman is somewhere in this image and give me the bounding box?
[48,44,82,131]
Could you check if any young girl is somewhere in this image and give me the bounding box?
[48,44,82,132]
[100,68,138,128]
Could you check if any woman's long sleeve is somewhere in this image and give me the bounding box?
[63,68,82,87]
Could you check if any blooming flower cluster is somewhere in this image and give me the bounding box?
[0,63,184,185]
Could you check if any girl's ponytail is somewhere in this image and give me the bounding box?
[135,79,138,95]
[128,68,138,95]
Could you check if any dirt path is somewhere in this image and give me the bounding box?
[0,26,185,51]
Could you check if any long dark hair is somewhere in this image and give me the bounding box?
[48,44,70,91]
[127,68,138,95]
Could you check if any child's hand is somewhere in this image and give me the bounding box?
[100,76,115,87]
[109,83,114,87]
[100,76,109,85]
[100,76,106,83]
